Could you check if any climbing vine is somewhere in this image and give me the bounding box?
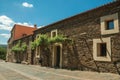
[30,34,49,50]
[11,41,21,52]
[49,35,67,44]
[31,34,73,50]
[21,43,27,52]
[31,41,37,50]
[11,41,27,52]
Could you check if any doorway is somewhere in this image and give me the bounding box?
[52,44,62,68]
[55,46,60,67]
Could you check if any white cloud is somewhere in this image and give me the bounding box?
[0,15,14,25]
[22,2,33,8]
[17,22,33,27]
[0,33,10,38]
[0,15,14,31]
[0,15,34,31]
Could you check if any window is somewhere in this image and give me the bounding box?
[93,37,111,61]
[51,29,57,38]
[101,13,119,35]
[106,20,114,30]
[97,43,107,57]
[52,32,56,37]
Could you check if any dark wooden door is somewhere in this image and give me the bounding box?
[56,46,60,67]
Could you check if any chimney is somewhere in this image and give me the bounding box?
[34,24,37,28]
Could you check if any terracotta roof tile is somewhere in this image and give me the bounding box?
[13,24,37,40]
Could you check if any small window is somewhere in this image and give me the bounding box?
[100,13,119,35]
[52,32,56,37]
[93,37,111,61]
[106,20,114,30]
[97,43,107,57]
[51,29,57,38]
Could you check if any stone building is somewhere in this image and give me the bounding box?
[7,24,37,63]
[7,0,120,74]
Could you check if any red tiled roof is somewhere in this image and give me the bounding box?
[12,24,37,40]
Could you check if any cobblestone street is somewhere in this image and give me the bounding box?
[0,61,120,80]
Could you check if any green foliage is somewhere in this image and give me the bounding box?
[31,41,37,50]
[31,34,73,50]
[49,35,66,44]
[0,46,6,60]
[21,43,27,52]
[11,41,21,52]
[11,46,21,52]
[37,34,49,46]
[31,34,49,50]
[49,35,73,44]
[11,41,27,52]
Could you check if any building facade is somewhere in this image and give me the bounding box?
[7,1,120,74]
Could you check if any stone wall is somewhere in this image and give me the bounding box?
[34,1,120,74]
[10,35,33,64]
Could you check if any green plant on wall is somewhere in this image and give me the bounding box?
[11,41,21,53]
[31,34,73,50]
[12,41,27,52]
[30,34,49,50]
[31,41,37,50]
[49,35,73,44]
[37,34,49,46]
[49,35,66,43]
[21,43,27,52]
[31,34,49,49]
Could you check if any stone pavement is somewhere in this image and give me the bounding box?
[0,63,32,80]
[0,62,120,80]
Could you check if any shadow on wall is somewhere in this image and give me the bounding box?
[66,39,100,72]
[65,38,120,74]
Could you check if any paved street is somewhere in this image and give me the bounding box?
[0,61,120,80]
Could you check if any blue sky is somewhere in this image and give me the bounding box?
[0,0,113,44]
